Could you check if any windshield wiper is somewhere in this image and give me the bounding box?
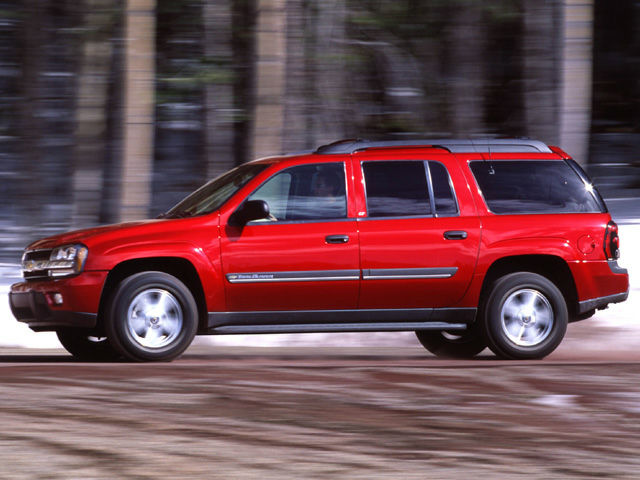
[158,210,191,219]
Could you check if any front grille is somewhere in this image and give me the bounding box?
[22,249,53,280]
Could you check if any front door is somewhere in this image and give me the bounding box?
[220,161,360,313]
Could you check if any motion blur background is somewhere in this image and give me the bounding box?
[0,0,639,260]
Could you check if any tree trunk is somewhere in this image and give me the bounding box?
[446,1,485,136]
[231,0,257,165]
[119,0,156,221]
[72,0,115,228]
[558,0,594,164]
[203,0,235,179]
[19,0,45,226]
[251,0,287,159]
[523,0,562,146]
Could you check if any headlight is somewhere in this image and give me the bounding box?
[48,245,89,277]
[22,244,89,279]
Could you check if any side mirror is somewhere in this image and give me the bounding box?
[229,200,270,226]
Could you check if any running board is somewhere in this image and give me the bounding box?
[209,322,468,335]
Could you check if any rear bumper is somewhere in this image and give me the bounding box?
[570,259,629,314]
[577,287,630,315]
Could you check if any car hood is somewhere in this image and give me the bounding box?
[26,220,167,250]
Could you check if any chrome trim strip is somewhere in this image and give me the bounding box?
[362,267,457,280]
[226,269,361,284]
[227,267,458,283]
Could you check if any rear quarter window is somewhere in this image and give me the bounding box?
[469,160,604,214]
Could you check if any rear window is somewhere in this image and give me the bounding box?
[469,160,604,214]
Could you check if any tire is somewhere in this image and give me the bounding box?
[105,272,198,362]
[415,329,486,359]
[480,272,568,360]
[56,329,121,362]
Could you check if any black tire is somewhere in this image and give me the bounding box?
[105,272,198,362]
[480,272,568,360]
[56,329,121,362]
[415,329,486,359]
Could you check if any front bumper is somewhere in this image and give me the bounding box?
[9,291,97,330]
[9,271,107,331]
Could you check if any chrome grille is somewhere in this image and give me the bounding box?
[22,249,53,280]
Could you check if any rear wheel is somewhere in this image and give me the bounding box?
[105,272,198,362]
[480,272,568,360]
[56,329,121,362]
[415,329,486,359]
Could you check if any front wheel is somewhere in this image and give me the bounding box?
[415,330,486,359]
[56,329,121,362]
[480,272,568,360]
[105,272,198,362]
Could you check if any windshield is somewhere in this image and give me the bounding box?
[163,163,268,218]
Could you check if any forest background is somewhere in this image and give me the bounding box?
[1,0,638,261]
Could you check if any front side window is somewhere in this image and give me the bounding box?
[469,160,604,214]
[248,163,347,221]
[362,160,458,218]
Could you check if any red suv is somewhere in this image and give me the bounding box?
[9,139,629,362]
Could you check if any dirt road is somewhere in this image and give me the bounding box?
[1,323,640,479]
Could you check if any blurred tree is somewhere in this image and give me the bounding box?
[252,0,287,159]
[231,0,256,166]
[19,0,44,226]
[202,0,235,179]
[281,0,316,152]
[558,0,594,164]
[120,0,156,222]
[445,0,486,135]
[1,0,636,243]
[72,0,117,227]
[523,0,561,145]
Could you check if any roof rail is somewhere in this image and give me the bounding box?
[314,138,552,154]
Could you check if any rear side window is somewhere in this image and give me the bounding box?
[470,160,604,214]
[429,161,458,215]
[363,161,458,217]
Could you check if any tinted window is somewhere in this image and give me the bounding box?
[248,163,347,221]
[429,161,458,215]
[470,160,603,214]
[363,161,431,217]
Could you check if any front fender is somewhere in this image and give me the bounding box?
[93,241,224,311]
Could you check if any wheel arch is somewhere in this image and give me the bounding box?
[97,257,209,333]
[480,255,579,321]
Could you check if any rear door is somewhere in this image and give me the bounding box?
[355,152,481,309]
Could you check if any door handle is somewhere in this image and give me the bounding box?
[326,235,350,244]
[444,230,468,240]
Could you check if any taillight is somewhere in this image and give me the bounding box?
[604,221,620,260]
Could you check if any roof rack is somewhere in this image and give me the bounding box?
[314,138,552,155]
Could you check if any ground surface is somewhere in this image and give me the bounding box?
[1,322,640,480]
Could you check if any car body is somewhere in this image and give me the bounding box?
[9,138,630,361]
